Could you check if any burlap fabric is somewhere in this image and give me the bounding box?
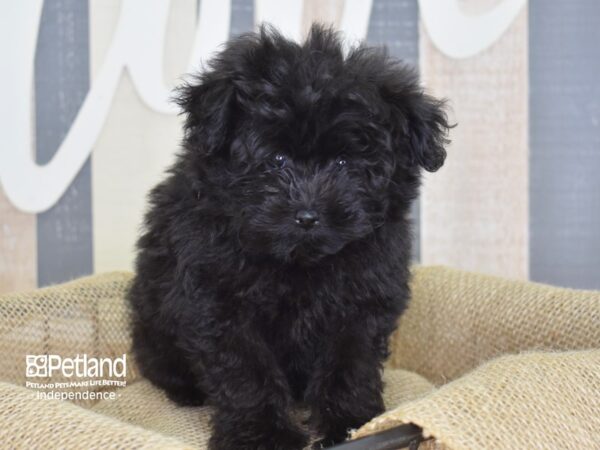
[0,267,598,449]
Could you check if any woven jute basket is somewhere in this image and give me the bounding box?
[0,266,598,449]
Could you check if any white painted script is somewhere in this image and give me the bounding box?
[0,0,524,213]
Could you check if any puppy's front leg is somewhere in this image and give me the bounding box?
[306,329,385,448]
[182,323,308,450]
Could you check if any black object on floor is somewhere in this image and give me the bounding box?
[329,424,426,450]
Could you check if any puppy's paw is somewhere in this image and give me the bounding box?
[310,426,350,449]
[164,386,206,407]
[268,424,310,450]
[210,419,309,450]
[309,404,382,448]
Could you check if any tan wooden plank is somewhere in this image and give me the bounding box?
[420,6,529,280]
[0,188,37,293]
[90,0,196,273]
[302,0,345,36]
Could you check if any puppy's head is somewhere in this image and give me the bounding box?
[176,24,451,264]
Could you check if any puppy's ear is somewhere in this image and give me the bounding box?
[381,68,451,172]
[174,74,236,156]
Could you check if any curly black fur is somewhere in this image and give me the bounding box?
[128,24,451,450]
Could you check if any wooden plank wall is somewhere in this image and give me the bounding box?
[2,1,599,294]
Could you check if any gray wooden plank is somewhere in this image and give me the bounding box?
[230,0,254,36]
[530,0,600,289]
[366,0,420,261]
[35,0,92,286]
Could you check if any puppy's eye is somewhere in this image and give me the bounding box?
[336,155,348,167]
[272,153,287,168]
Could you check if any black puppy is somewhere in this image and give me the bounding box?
[128,24,450,450]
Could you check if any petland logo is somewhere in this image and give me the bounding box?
[26,354,126,378]
[25,354,127,401]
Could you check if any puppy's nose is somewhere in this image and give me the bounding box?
[295,209,319,229]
